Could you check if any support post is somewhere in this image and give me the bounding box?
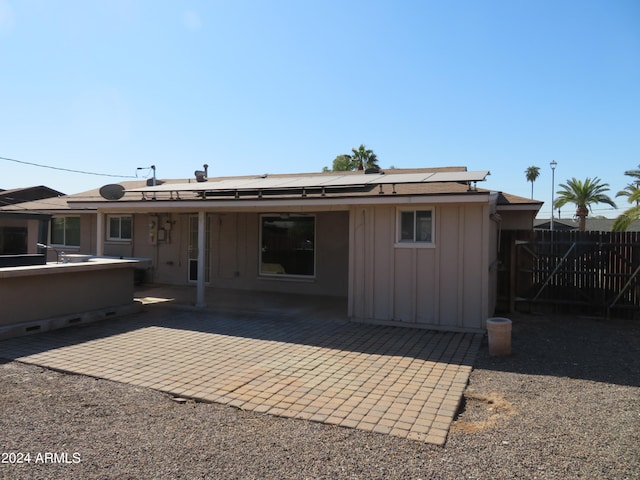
[96,211,104,257]
[196,210,206,308]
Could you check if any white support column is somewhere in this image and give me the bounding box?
[96,211,104,256]
[196,210,206,308]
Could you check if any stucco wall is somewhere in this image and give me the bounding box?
[349,203,493,331]
[0,260,135,325]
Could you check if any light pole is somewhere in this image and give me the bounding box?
[550,160,557,231]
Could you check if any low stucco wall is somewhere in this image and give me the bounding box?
[0,258,138,327]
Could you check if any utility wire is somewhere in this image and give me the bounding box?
[1,155,138,179]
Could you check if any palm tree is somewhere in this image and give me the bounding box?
[350,144,380,171]
[613,166,640,231]
[525,166,540,199]
[616,165,640,206]
[612,186,640,231]
[616,183,640,206]
[553,177,617,231]
[326,145,380,172]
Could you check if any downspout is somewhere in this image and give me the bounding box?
[490,212,502,255]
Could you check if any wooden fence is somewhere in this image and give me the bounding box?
[498,230,640,319]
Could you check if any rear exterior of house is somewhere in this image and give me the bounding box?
[1,167,541,332]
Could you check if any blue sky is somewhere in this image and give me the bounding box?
[1,0,638,218]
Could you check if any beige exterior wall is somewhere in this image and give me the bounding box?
[498,209,537,230]
[93,211,349,297]
[205,211,349,297]
[59,197,505,331]
[349,202,496,331]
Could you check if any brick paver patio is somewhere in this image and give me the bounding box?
[0,301,481,445]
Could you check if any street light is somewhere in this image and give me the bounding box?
[550,160,557,231]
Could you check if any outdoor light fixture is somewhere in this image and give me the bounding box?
[550,160,557,231]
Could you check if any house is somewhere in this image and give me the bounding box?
[1,166,542,332]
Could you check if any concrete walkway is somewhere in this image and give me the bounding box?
[0,293,481,445]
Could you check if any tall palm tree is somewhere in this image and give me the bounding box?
[350,144,379,171]
[624,165,640,180]
[553,177,617,231]
[525,166,540,199]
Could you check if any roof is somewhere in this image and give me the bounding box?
[0,185,65,206]
[0,167,540,213]
[0,211,51,220]
[494,191,543,208]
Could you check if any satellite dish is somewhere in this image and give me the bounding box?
[99,184,125,200]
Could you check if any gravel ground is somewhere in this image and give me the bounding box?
[1,312,639,480]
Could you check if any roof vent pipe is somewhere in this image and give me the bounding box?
[195,164,209,182]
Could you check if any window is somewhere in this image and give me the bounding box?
[260,215,315,277]
[51,216,80,247]
[107,215,132,241]
[398,210,433,244]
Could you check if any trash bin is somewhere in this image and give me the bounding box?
[486,317,512,356]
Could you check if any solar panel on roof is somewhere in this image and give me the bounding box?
[125,171,490,194]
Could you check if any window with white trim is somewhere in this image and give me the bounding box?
[398,209,433,243]
[51,216,80,247]
[107,215,132,241]
[260,215,315,277]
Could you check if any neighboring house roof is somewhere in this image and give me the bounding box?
[0,211,51,220]
[494,191,543,209]
[0,185,65,206]
[0,167,542,214]
[534,218,640,232]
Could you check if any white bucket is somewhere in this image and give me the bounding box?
[486,317,512,356]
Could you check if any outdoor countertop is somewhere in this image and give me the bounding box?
[0,257,141,279]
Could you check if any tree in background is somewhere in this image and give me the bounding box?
[553,177,617,231]
[331,154,354,171]
[525,166,540,199]
[612,187,640,231]
[613,166,640,231]
[616,166,640,206]
[324,144,380,171]
[350,144,379,171]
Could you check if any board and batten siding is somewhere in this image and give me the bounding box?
[349,203,493,332]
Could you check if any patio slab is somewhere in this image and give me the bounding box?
[0,297,481,446]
